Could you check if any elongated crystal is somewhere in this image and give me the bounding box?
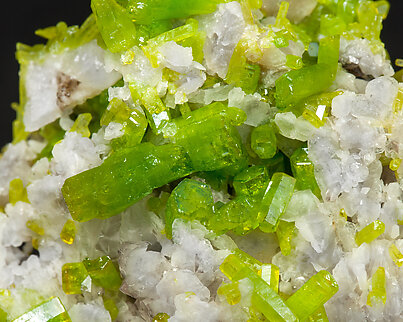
[62,262,91,295]
[9,178,29,205]
[259,173,296,233]
[62,143,193,221]
[127,0,224,25]
[250,124,277,160]
[12,298,71,322]
[83,256,122,291]
[103,295,119,320]
[233,166,269,197]
[165,179,214,238]
[355,220,385,246]
[290,147,321,198]
[367,267,386,307]
[276,220,295,256]
[220,253,298,321]
[308,306,329,322]
[285,270,339,321]
[91,0,137,53]
[389,244,403,267]
[217,281,242,305]
[259,264,279,293]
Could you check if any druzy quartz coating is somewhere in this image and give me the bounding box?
[0,0,402,321]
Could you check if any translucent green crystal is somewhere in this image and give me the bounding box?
[129,82,166,116]
[60,220,77,245]
[286,55,303,70]
[69,113,92,138]
[162,103,247,173]
[101,98,147,149]
[217,281,242,305]
[165,179,214,238]
[250,123,277,160]
[290,147,321,198]
[127,0,223,25]
[153,312,170,322]
[275,35,340,108]
[355,220,385,246]
[26,220,45,236]
[82,256,122,291]
[62,143,193,221]
[12,298,71,322]
[9,178,29,205]
[62,262,91,295]
[38,121,65,159]
[103,296,119,320]
[389,244,403,267]
[276,220,295,256]
[220,253,298,321]
[308,306,329,322]
[285,270,339,321]
[232,166,269,197]
[225,41,261,94]
[367,267,386,307]
[91,0,137,53]
[259,264,279,293]
[259,173,296,233]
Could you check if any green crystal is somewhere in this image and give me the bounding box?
[290,147,321,198]
[9,178,29,205]
[259,173,296,233]
[308,306,329,322]
[62,143,193,221]
[389,244,403,267]
[127,0,224,25]
[232,166,269,197]
[62,262,91,295]
[220,252,298,321]
[217,281,242,305]
[367,267,386,307]
[225,41,261,94]
[69,113,92,138]
[285,270,339,321]
[91,0,137,53]
[276,220,295,256]
[250,123,277,160]
[103,296,119,320]
[259,264,280,293]
[165,179,214,238]
[12,298,71,322]
[355,220,385,246]
[152,312,170,322]
[60,220,77,245]
[275,35,340,108]
[83,256,122,291]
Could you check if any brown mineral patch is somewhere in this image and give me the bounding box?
[56,72,80,108]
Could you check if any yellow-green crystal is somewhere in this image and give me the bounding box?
[69,113,92,138]
[259,173,296,233]
[60,220,77,245]
[355,220,385,246]
[367,267,386,307]
[153,312,170,322]
[217,281,242,305]
[232,166,269,197]
[103,295,119,320]
[12,297,71,322]
[62,262,91,295]
[259,264,279,293]
[285,270,339,321]
[276,220,295,256]
[250,123,277,159]
[389,244,403,267]
[290,147,321,198]
[308,306,329,322]
[83,256,122,291]
[9,178,29,205]
[26,220,45,236]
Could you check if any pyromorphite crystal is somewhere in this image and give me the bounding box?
[276,220,296,256]
[91,0,137,53]
[152,312,170,322]
[290,147,321,198]
[367,267,387,307]
[217,281,242,305]
[275,35,340,108]
[389,244,403,267]
[62,143,193,221]
[9,178,29,205]
[12,298,71,322]
[259,264,280,293]
[127,0,224,24]
[285,270,339,321]
[232,166,269,197]
[250,123,277,160]
[165,179,214,238]
[355,220,385,246]
[83,256,122,291]
[259,173,296,233]
[220,253,298,321]
[62,262,91,295]
[60,220,77,245]
[69,113,92,138]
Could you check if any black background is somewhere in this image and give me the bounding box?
[0,0,402,147]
